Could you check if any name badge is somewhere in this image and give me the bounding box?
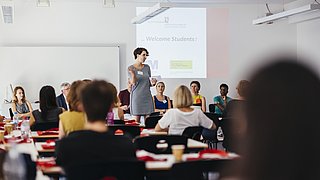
[163,100,167,104]
[137,71,143,75]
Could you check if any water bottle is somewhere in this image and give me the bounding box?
[13,112,19,130]
[3,143,26,180]
[106,112,114,125]
[20,120,30,141]
[217,127,224,141]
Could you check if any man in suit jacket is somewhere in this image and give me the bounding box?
[56,82,70,110]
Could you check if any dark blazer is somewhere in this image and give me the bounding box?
[56,94,68,110]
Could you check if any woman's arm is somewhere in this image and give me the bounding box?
[128,66,137,85]
[167,96,172,109]
[29,112,35,126]
[155,123,168,132]
[117,107,124,120]
[27,101,33,112]
[58,120,65,139]
[201,96,206,112]
[11,102,17,113]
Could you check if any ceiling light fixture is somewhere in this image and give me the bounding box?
[103,0,115,8]
[37,0,50,7]
[131,2,173,24]
[253,4,320,25]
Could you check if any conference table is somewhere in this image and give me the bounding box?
[31,131,59,139]
[0,125,215,179]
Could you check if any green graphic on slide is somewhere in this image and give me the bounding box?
[170,60,192,69]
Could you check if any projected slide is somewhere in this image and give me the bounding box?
[136,8,206,78]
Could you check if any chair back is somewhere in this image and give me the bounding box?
[134,135,187,154]
[30,121,59,131]
[182,126,203,141]
[204,112,219,127]
[107,125,141,139]
[65,160,145,180]
[8,108,14,120]
[208,104,215,113]
[145,116,162,128]
[202,128,217,141]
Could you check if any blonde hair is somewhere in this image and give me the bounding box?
[173,85,193,108]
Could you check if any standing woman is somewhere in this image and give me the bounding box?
[128,47,156,123]
[153,81,171,115]
[190,81,206,112]
[12,86,33,119]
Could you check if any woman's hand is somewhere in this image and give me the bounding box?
[150,78,157,86]
[128,66,135,75]
[128,66,137,84]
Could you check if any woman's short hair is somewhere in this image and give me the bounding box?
[237,80,250,98]
[60,82,70,91]
[67,80,90,111]
[13,86,26,103]
[81,80,117,122]
[133,47,148,59]
[173,85,193,108]
[190,81,201,90]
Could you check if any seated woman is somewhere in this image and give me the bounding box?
[152,81,172,115]
[111,96,124,121]
[58,80,89,139]
[190,81,206,112]
[11,86,33,119]
[30,86,64,130]
[222,80,250,153]
[155,85,216,135]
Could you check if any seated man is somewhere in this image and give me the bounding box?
[55,80,137,178]
[118,81,132,114]
[56,82,70,110]
[213,83,232,116]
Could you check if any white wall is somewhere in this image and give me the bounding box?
[297,18,320,75]
[161,4,297,106]
[0,1,300,113]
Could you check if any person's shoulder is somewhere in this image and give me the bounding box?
[144,64,151,70]
[119,89,128,94]
[165,108,176,114]
[193,108,203,114]
[200,94,206,99]
[66,130,93,139]
[213,95,220,99]
[60,111,84,120]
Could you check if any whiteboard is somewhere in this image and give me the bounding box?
[0,46,120,111]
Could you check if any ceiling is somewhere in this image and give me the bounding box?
[115,0,297,4]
